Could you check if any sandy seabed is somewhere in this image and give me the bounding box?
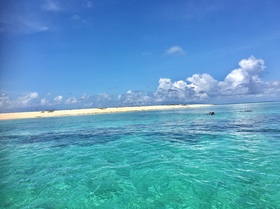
[0,104,213,120]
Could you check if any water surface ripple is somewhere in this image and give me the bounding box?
[0,102,280,208]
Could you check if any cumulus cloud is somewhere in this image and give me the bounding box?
[265,81,280,95]
[187,73,219,98]
[54,95,63,102]
[154,78,195,103]
[165,45,185,56]
[238,56,265,74]
[154,56,279,103]
[0,92,40,111]
[64,94,92,106]
[65,96,78,104]
[1,56,279,112]
[40,98,49,105]
[157,78,173,90]
[218,56,266,95]
[40,95,63,106]
[18,92,39,105]
[118,90,152,106]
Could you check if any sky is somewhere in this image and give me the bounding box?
[0,0,280,112]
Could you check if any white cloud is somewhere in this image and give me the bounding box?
[265,81,280,95]
[54,95,63,102]
[218,69,250,95]
[0,93,9,108]
[1,14,49,34]
[187,74,218,94]
[89,93,114,107]
[1,56,279,112]
[19,18,49,33]
[42,0,61,12]
[218,56,266,95]
[40,95,63,106]
[238,56,265,74]
[154,78,195,102]
[158,78,173,90]
[70,14,91,24]
[81,93,90,100]
[173,80,188,89]
[42,0,93,13]
[97,93,112,101]
[165,45,186,56]
[19,92,39,105]
[118,91,152,106]
[0,92,41,111]
[40,98,49,105]
[154,56,279,103]
[65,96,78,104]
[1,0,95,36]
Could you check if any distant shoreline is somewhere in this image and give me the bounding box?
[0,104,213,120]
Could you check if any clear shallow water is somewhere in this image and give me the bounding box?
[1,102,280,209]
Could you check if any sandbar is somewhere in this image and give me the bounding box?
[0,104,213,120]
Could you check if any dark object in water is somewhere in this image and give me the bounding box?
[240,110,252,112]
[209,112,215,115]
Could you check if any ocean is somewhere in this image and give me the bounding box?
[0,102,280,208]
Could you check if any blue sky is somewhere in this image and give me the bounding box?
[1,0,280,112]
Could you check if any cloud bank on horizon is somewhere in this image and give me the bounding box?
[1,56,279,112]
[1,0,280,112]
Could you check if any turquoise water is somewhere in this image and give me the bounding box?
[1,102,280,208]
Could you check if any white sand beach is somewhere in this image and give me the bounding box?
[0,104,213,120]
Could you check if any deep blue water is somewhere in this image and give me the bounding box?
[0,102,280,208]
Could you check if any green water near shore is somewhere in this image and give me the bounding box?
[1,102,280,208]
